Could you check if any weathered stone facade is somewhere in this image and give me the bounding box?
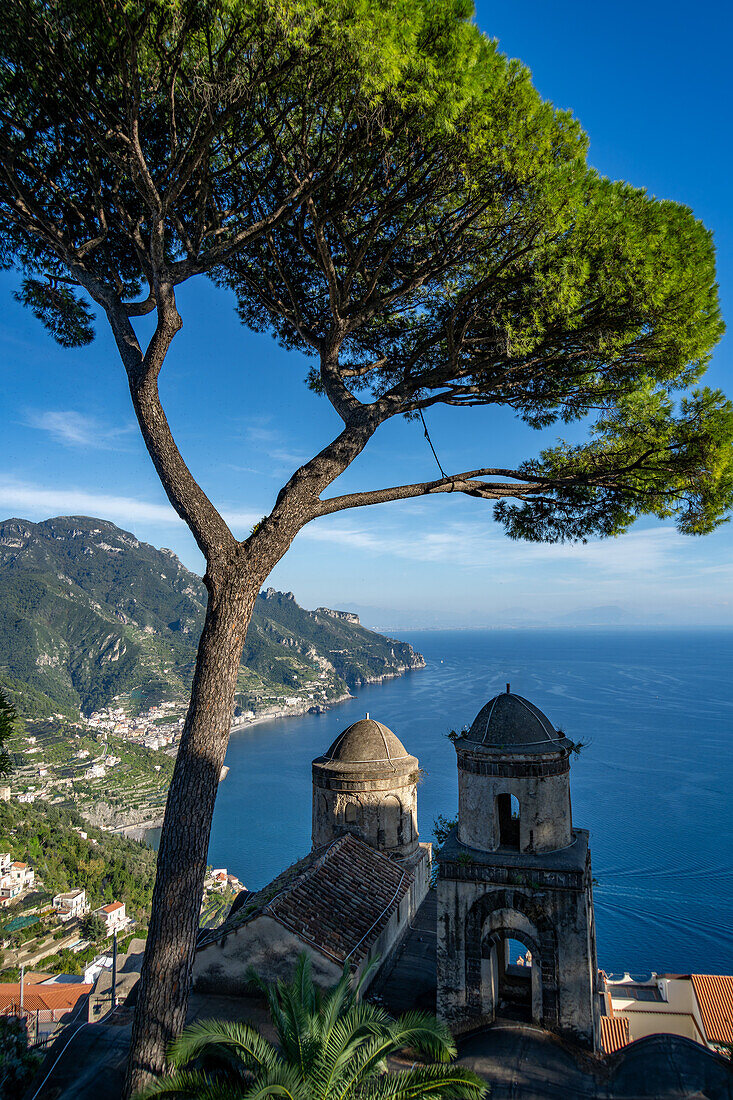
[437,690,600,1050]
[312,716,420,858]
[194,716,430,994]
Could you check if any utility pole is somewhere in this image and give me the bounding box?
[111,930,118,1010]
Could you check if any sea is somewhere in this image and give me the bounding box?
[155,629,733,978]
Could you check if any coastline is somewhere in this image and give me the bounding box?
[107,661,426,842]
[229,660,425,732]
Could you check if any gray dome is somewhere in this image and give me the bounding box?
[324,717,410,765]
[464,692,569,752]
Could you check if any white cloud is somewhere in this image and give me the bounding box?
[237,421,308,469]
[23,409,135,449]
[0,478,261,535]
[0,479,182,526]
[301,513,690,579]
[0,474,702,588]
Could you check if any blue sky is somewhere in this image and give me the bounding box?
[2,0,733,630]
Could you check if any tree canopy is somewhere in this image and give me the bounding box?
[1,0,731,552]
[1,0,731,1092]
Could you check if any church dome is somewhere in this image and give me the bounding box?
[463,691,571,752]
[324,716,411,765]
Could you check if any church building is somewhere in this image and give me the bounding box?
[193,717,430,993]
[194,689,600,1055]
[436,687,601,1049]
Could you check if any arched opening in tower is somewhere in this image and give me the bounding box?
[496,793,520,849]
[344,800,363,834]
[379,794,402,850]
[496,936,533,1021]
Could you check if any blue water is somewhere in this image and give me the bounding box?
[204,629,733,977]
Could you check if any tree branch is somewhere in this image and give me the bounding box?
[315,469,542,515]
[72,268,237,563]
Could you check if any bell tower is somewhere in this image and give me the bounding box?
[437,688,600,1049]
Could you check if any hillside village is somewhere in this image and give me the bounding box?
[0,801,243,1015]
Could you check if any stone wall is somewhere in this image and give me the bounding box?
[312,766,420,857]
[437,831,599,1049]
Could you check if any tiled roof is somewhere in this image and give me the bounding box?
[216,835,412,965]
[101,901,124,913]
[270,835,412,964]
[691,974,733,1046]
[600,1015,631,1053]
[0,983,91,1015]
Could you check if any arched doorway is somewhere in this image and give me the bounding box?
[482,932,538,1023]
[466,900,549,1027]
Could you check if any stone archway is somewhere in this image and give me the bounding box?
[464,890,559,1028]
[482,925,542,1024]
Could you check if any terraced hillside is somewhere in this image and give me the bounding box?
[0,516,424,718]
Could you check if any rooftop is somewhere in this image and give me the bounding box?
[461,690,573,754]
[600,1016,631,1053]
[322,717,411,765]
[0,982,91,1015]
[205,834,413,966]
[691,973,733,1046]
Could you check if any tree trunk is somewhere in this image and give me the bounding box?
[123,566,256,1098]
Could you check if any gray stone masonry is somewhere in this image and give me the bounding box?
[312,718,421,857]
[437,691,600,1050]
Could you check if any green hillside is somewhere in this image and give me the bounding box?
[0,516,424,718]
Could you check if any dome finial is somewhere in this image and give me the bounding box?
[506,683,510,694]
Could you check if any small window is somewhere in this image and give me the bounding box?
[345,801,362,826]
[497,793,520,849]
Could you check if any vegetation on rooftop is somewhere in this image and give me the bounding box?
[137,953,487,1100]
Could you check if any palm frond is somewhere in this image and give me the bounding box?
[351,955,382,1000]
[329,1032,398,1100]
[310,1004,394,1100]
[237,1062,312,1100]
[166,1019,282,1074]
[319,966,356,1043]
[386,1011,457,1063]
[358,1064,488,1100]
[148,954,482,1100]
[135,1067,243,1100]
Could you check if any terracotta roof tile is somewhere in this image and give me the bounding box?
[0,983,91,1015]
[600,1015,630,1053]
[243,835,412,966]
[691,974,733,1046]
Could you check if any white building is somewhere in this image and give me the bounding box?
[603,972,733,1056]
[9,861,34,888]
[53,888,89,921]
[94,900,127,936]
[0,877,21,906]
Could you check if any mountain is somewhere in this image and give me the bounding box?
[0,516,424,718]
